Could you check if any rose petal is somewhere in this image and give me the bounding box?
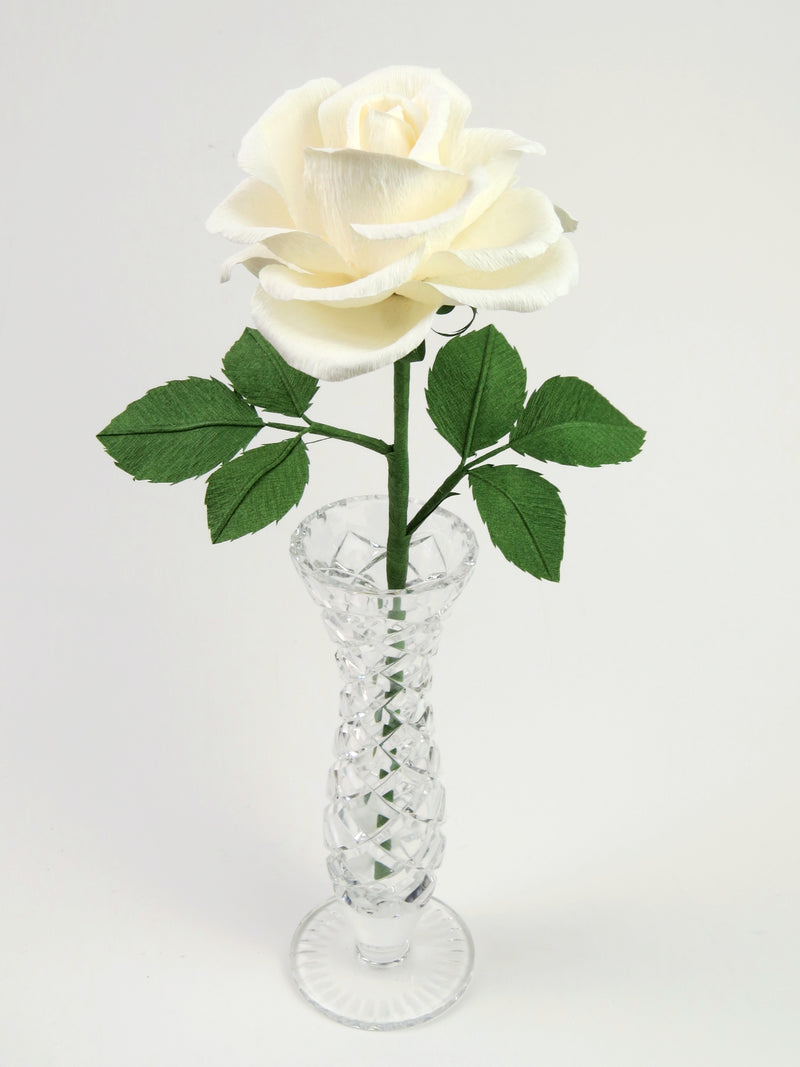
[318,66,471,160]
[220,232,352,281]
[399,237,579,311]
[358,107,417,156]
[251,289,435,381]
[454,129,545,231]
[257,246,425,309]
[206,177,294,243]
[303,147,468,269]
[345,93,427,153]
[408,86,451,164]
[238,77,339,222]
[220,244,278,282]
[263,231,352,275]
[443,187,565,271]
[350,166,487,244]
[451,127,544,170]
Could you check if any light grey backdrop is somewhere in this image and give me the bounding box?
[2,0,798,1064]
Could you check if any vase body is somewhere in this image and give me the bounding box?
[288,495,478,1029]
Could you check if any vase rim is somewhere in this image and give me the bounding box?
[289,494,478,598]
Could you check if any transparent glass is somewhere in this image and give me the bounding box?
[288,495,478,1030]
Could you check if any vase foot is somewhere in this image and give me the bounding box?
[289,897,474,1030]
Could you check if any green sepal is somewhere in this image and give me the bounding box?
[426,324,527,459]
[511,376,645,467]
[222,328,318,417]
[205,436,309,543]
[469,464,565,581]
[554,205,578,233]
[97,377,264,483]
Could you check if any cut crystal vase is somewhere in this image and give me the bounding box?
[288,495,478,1030]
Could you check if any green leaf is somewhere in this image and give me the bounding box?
[97,377,264,483]
[426,324,527,459]
[223,327,318,417]
[205,437,309,543]
[511,376,645,467]
[469,464,565,581]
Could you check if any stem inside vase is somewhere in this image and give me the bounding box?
[374,596,405,880]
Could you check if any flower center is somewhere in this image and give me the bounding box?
[357,95,422,157]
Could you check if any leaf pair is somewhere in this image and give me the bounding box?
[425,325,645,581]
[97,329,319,542]
[427,325,645,468]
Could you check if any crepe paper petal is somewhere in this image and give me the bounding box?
[206,177,294,243]
[257,246,426,309]
[349,168,488,243]
[318,66,471,161]
[446,127,545,232]
[220,231,353,282]
[357,105,417,156]
[346,93,427,153]
[220,244,279,282]
[238,77,340,220]
[450,127,544,171]
[400,238,578,311]
[263,231,352,276]
[304,147,468,230]
[302,148,474,272]
[251,289,435,381]
[408,86,452,164]
[438,188,565,272]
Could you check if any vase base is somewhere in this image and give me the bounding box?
[289,897,474,1030]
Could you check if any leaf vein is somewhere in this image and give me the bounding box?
[472,470,552,579]
[99,420,263,437]
[462,334,493,459]
[214,439,299,540]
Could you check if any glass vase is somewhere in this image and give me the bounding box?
[288,495,478,1030]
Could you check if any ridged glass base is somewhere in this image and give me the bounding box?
[290,898,474,1030]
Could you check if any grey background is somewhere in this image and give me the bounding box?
[2,0,798,1063]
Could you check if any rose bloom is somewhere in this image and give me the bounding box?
[208,67,578,381]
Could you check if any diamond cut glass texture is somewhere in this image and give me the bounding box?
[288,496,478,1029]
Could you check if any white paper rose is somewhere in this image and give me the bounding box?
[208,67,578,381]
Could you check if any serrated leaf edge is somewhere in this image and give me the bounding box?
[511,420,645,464]
[97,377,264,438]
[469,465,560,581]
[242,328,317,416]
[206,436,306,543]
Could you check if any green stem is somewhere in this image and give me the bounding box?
[376,351,421,875]
[386,358,411,590]
[264,419,390,455]
[406,440,512,536]
[406,463,465,537]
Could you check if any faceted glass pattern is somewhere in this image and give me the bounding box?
[288,496,478,1029]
